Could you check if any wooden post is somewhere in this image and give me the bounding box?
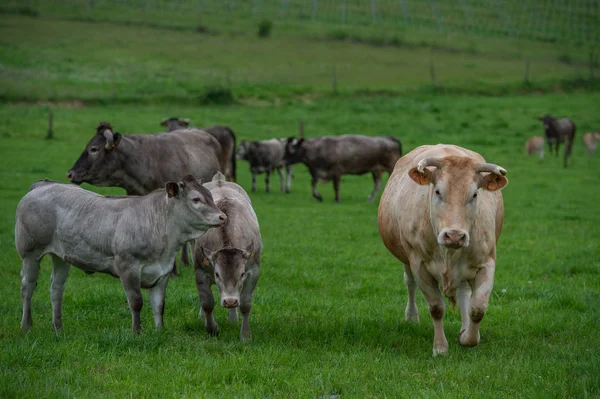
[332,64,337,94]
[299,120,304,139]
[524,58,530,84]
[46,110,54,140]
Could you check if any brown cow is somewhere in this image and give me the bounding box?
[525,136,544,160]
[582,132,600,155]
[378,144,508,356]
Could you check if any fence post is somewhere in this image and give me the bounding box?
[341,0,346,23]
[429,49,437,87]
[46,110,54,140]
[311,0,318,20]
[524,58,530,84]
[371,0,379,22]
[332,64,338,94]
[299,120,304,139]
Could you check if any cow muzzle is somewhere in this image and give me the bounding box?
[221,297,239,308]
[66,171,82,184]
[438,228,470,249]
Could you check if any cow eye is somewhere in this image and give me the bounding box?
[434,189,441,196]
[89,147,99,154]
[241,272,246,279]
[215,272,220,279]
[472,192,478,199]
[192,197,201,203]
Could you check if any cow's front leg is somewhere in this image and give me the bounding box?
[118,265,143,333]
[368,171,383,202]
[239,271,259,342]
[414,260,448,356]
[251,170,257,192]
[459,262,495,347]
[333,175,341,203]
[149,275,169,329]
[285,165,292,193]
[403,264,419,323]
[194,267,219,335]
[50,255,71,331]
[456,280,472,335]
[310,171,322,202]
[278,166,285,193]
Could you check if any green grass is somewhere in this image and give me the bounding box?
[1,93,599,397]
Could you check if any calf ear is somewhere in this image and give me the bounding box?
[408,167,433,185]
[481,174,508,191]
[165,182,180,198]
[201,247,215,264]
[112,132,122,149]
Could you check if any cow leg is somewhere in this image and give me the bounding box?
[149,275,169,329]
[414,261,448,356]
[539,147,544,161]
[333,176,341,203]
[403,264,419,323]
[228,308,238,323]
[251,171,257,193]
[459,262,495,347]
[50,255,71,331]
[194,267,218,335]
[368,171,383,202]
[265,170,271,193]
[20,256,41,332]
[278,167,285,193]
[285,165,292,193]
[118,266,143,333]
[311,173,323,202]
[239,272,259,342]
[180,241,193,267]
[456,281,472,335]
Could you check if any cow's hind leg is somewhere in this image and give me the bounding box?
[403,264,419,323]
[50,255,71,331]
[368,171,383,202]
[118,265,143,333]
[265,170,271,193]
[310,171,323,202]
[149,275,169,329]
[20,256,41,332]
[333,176,341,203]
[194,267,219,335]
[413,261,448,356]
[459,262,495,347]
[251,171,257,193]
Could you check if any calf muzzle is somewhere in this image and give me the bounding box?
[438,228,470,249]
[222,297,239,308]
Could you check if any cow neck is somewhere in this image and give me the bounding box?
[113,135,151,195]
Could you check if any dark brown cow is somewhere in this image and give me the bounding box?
[538,115,576,167]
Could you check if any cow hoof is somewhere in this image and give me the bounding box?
[314,195,323,202]
[404,313,419,323]
[206,328,219,336]
[432,347,449,357]
[458,329,480,347]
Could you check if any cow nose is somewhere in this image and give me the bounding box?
[66,171,73,181]
[438,228,469,248]
[218,213,227,223]
[222,297,238,308]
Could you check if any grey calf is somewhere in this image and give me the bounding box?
[236,138,293,194]
[194,172,262,341]
[15,176,226,333]
[538,115,576,168]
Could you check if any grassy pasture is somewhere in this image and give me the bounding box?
[0,93,599,397]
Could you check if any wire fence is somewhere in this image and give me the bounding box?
[22,0,595,45]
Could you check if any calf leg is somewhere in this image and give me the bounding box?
[285,165,292,193]
[265,170,271,193]
[368,171,383,202]
[20,256,41,332]
[333,175,341,203]
[278,167,285,193]
[119,267,143,333]
[194,267,218,335]
[310,172,323,202]
[459,262,495,347]
[239,272,259,342]
[50,255,71,331]
[180,240,194,267]
[149,275,169,329]
[413,261,448,356]
[403,264,419,323]
[251,171,257,192]
[228,308,238,323]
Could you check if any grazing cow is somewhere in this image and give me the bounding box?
[236,138,293,194]
[582,132,600,155]
[378,144,508,356]
[15,176,226,333]
[538,115,576,167]
[160,117,237,182]
[284,135,402,202]
[193,172,262,341]
[525,136,545,160]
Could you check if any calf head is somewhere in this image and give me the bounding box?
[409,156,508,249]
[160,117,189,132]
[236,140,251,161]
[283,137,304,165]
[165,175,227,233]
[67,122,123,187]
[200,243,254,308]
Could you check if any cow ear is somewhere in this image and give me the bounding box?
[408,167,433,185]
[112,132,122,149]
[481,174,508,191]
[298,138,305,147]
[201,247,215,264]
[165,181,180,198]
[160,119,168,126]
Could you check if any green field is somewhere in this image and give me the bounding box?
[1,3,600,398]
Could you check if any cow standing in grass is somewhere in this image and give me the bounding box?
[160,117,237,182]
[284,135,402,203]
[236,138,293,194]
[525,136,544,160]
[193,172,262,341]
[582,132,600,155]
[538,115,576,168]
[15,176,226,333]
[378,144,508,356]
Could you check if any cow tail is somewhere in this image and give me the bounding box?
[228,127,237,182]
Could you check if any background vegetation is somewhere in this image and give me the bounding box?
[1,1,599,397]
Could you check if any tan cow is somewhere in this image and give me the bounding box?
[582,132,600,155]
[378,144,508,356]
[525,136,545,160]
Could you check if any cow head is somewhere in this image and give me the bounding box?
[409,156,508,249]
[236,140,251,161]
[538,115,556,130]
[283,137,304,165]
[160,117,189,132]
[165,175,227,233]
[200,243,254,308]
[67,122,123,187]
